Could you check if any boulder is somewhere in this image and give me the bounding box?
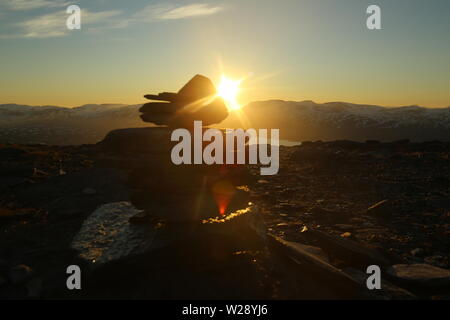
[387,264,450,289]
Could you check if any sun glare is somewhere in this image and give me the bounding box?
[217,76,242,111]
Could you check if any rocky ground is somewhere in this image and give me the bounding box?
[0,139,449,299]
[251,140,450,269]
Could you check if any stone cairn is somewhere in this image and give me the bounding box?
[75,75,266,285]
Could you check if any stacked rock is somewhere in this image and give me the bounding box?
[139,74,229,128]
[125,74,253,222]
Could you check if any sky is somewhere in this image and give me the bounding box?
[0,0,449,108]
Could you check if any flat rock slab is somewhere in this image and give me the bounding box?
[267,235,363,298]
[99,127,174,154]
[71,202,162,266]
[387,264,450,289]
[99,127,230,155]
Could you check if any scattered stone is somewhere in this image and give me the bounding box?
[365,199,394,218]
[9,265,34,285]
[289,243,330,263]
[276,222,289,228]
[32,168,51,179]
[387,264,450,289]
[410,248,424,257]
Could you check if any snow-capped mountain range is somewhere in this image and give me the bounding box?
[1,101,449,144]
[0,104,143,145]
[0,103,141,121]
[238,100,450,129]
[222,100,450,142]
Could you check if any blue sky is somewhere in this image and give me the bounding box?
[1,0,449,107]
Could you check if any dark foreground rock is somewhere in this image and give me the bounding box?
[71,202,265,269]
[67,201,290,299]
[68,201,377,299]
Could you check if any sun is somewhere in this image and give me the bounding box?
[217,76,242,111]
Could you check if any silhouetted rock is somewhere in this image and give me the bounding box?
[140,74,228,127]
[98,125,253,222]
[177,74,217,103]
[99,127,174,154]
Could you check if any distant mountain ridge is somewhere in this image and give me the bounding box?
[1,101,450,144]
[0,103,140,121]
[0,103,143,145]
[221,100,450,142]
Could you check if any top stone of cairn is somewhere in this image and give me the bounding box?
[140,74,228,128]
